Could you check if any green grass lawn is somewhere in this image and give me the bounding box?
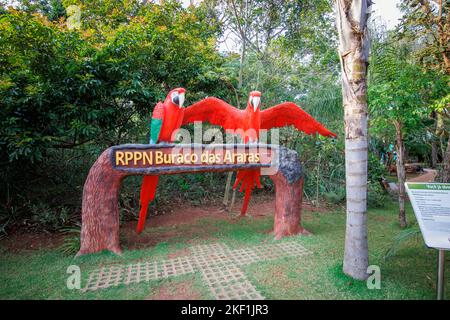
[0,200,448,300]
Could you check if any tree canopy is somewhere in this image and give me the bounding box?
[0,0,448,236]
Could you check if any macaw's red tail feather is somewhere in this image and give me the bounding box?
[241,185,252,216]
[232,170,262,216]
[137,175,159,234]
[136,207,147,234]
[255,173,262,189]
[239,181,246,192]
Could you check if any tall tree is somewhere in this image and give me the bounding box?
[335,0,372,280]
[432,93,450,182]
[203,0,335,208]
[399,0,449,74]
[370,53,425,228]
[399,0,450,181]
[369,29,448,226]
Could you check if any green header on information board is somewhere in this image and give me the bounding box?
[406,183,450,190]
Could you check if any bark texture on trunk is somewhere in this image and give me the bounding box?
[441,137,450,183]
[272,147,309,238]
[436,0,450,74]
[77,146,307,256]
[336,0,372,280]
[272,175,306,238]
[394,120,407,228]
[431,112,439,168]
[223,171,233,206]
[77,149,126,256]
[238,40,246,91]
[431,137,438,168]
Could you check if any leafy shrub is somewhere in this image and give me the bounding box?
[367,182,389,208]
[29,202,72,231]
[324,187,346,204]
[0,3,232,231]
[368,152,388,183]
[0,209,15,239]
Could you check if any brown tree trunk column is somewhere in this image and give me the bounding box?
[441,137,450,183]
[77,149,126,256]
[77,146,307,256]
[394,120,407,228]
[271,147,309,238]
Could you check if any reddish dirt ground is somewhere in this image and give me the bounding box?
[0,232,66,253]
[406,169,437,183]
[1,193,326,253]
[121,193,327,249]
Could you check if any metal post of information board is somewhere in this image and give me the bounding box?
[437,249,445,300]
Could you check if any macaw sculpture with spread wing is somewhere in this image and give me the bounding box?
[182,91,337,216]
[137,88,186,234]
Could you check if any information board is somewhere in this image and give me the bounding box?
[405,182,450,250]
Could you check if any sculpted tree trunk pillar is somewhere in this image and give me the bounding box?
[77,145,307,256]
[272,175,305,238]
[271,148,308,238]
[77,150,126,256]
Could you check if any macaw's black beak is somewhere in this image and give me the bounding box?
[173,95,179,105]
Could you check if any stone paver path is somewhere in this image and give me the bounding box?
[82,241,312,300]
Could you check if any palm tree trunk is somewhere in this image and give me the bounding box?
[394,120,408,228]
[335,0,372,280]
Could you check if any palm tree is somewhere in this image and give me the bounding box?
[335,0,372,280]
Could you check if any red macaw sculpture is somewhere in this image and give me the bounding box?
[137,88,186,234]
[182,91,337,215]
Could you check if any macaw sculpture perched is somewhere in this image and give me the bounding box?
[137,88,186,234]
[182,91,337,216]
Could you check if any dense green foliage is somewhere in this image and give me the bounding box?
[0,2,224,163]
[397,0,450,181]
[0,0,348,234]
[369,38,448,150]
[0,1,234,232]
[0,1,448,235]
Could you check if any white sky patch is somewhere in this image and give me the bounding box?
[371,0,403,30]
[181,0,403,53]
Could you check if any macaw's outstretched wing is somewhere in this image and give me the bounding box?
[182,97,244,130]
[149,101,165,144]
[260,102,337,138]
